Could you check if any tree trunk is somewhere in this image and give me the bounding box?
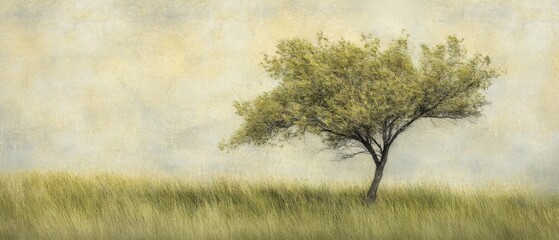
[366,164,385,203]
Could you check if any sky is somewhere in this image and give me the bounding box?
[0,0,558,191]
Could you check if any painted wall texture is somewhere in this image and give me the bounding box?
[0,0,558,191]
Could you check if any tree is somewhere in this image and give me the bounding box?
[221,33,501,202]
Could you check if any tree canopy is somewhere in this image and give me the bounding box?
[221,33,501,201]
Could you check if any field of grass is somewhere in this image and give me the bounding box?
[0,173,558,239]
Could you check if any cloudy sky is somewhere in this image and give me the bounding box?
[0,0,558,191]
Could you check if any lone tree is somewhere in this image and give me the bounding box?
[221,33,500,202]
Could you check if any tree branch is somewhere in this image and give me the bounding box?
[337,150,369,160]
[361,141,381,166]
[370,137,383,152]
[387,74,482,147]
[320,128,355,140]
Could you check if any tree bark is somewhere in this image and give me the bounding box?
[366,164,385,203]
[364,142,389,203]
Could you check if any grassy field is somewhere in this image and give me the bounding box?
[0,173,558,239]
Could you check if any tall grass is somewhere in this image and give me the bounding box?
[0,172,558,239]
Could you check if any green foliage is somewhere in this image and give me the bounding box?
[222,33,501,161]
[1,173,558,239]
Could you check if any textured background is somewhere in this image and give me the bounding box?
[0,0,558,191]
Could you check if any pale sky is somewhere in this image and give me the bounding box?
[0,0,558,191]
